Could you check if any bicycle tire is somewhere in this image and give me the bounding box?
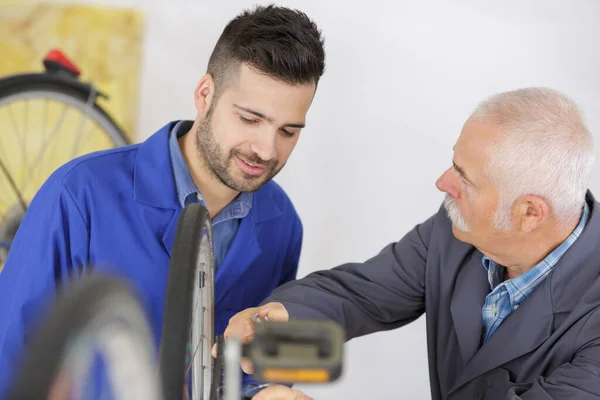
[0,73,130,147]
[7,272,160,400]
[159,203,216,400]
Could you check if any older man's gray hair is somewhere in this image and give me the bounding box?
[470,87,595,230]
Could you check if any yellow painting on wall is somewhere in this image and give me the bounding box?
[0,2,144,268]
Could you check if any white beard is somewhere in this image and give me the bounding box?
[444,194,470,232]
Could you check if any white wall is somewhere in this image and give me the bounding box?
[46,0,600,398]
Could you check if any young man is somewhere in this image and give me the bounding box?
[224,87,600,399]
[0,5,325,398]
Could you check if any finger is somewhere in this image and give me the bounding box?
[257,302,289,322]
[240,356,254,374]
[224,319,256,344]
[293,390,313,400]
[224,307,260,342]
[211,343,217,358]
[252,384,312,400]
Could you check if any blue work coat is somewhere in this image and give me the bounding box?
[0,121,303,396]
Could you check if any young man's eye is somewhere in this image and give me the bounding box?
[239,116,257,125]
[280,128,296,138]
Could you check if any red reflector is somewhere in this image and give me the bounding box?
[43,49,81,77]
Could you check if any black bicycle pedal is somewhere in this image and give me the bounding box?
[243,320,344,384]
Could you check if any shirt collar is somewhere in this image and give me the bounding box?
[482,200,590,290]
[169,120,199,207]
[168,120,252,216]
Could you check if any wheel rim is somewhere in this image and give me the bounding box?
[48,295,161,400]
[188,223,215,399]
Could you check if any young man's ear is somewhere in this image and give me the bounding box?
[516,195,548,233]
[194,73,215,117]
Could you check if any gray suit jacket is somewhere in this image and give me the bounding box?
[264,191,600,399]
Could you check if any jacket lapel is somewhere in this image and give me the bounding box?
[133,121,180,210]
[132,121,190,257]
[450,249,490,364]
[160,209,180,257]
[215,215,261,303]
[449,275,553,394]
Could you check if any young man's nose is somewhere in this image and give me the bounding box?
[250,130,277,161]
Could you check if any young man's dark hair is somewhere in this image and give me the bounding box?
[207,4,326,97]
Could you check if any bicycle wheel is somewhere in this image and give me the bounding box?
[0,57,130,268]
[159,203,216,400]
[7,273,160,400]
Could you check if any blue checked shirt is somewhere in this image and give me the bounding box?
[168,120,251,270]
[481,201,589,343]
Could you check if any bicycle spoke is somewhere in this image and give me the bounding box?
[0,186,11,211]
[76,125,106,155]
[70,96,95,160]
[0,173,15,201]
[6,103,27,190]
[0,106,17,182]
[0,103,25,211]
[34,98,50,190]
[185,299,204,376]
[0,155,27,212]
[69,123,98,159]
[21,99,29,185]
[31,97,54,190]
[40,103,69,185]
[21,108,94,195]
[43,98,48,139]
[0,132,16,210]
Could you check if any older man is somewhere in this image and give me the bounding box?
[223,87,599,400]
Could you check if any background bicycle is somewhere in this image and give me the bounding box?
[0,49,131,269]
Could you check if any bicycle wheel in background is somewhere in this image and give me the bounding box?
[6,273,160,400]
[0,49,130,269]
[159,203,216,400]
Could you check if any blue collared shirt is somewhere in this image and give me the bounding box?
[481,201,590,343]
[168,120,252,270]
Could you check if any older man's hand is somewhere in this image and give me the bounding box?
[211,302,290,373]
[252,384,312,400]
